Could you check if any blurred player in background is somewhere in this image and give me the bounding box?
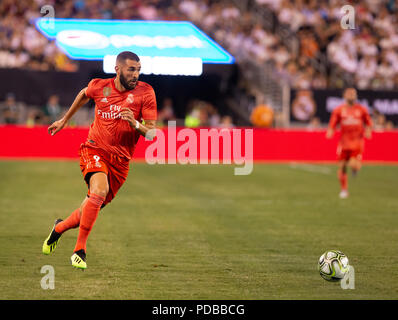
[42,51,157,269]
[326,88,372,199]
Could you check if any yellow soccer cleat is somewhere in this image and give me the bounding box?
[71,250,87,270]
[42,219,63,255]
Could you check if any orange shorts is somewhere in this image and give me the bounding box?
[79,143,130,207]
[337,145,363,162]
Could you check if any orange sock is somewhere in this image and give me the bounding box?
[338,169,348,191]
[73,193,105,253]
[55,208,81,234]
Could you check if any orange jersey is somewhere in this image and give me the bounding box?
[85,77,157,160]
[328,103,372,150]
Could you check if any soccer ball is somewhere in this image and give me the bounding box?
[318,250,349,282]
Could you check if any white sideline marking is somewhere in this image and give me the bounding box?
[289,162,332,175]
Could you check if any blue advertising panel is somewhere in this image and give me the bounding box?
[35,19,234,64]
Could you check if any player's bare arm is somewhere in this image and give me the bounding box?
[326,127,334,139]
[326,107,339,139]
[120,107,156,140]
[364,125,372,139]
[48,87,90,136]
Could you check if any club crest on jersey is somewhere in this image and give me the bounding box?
[127,94,134,104]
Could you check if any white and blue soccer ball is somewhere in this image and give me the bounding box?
[318,250,349,282]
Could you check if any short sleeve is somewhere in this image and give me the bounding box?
[141,87,157,120]
[85,79,100,99]
[362,107,372,127]
[328,107,340,129]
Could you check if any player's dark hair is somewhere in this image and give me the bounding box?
[116,51,140,64]
[343,86,356,93]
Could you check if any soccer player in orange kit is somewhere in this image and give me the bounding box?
[42,51,157,269]
[326,87,372,199]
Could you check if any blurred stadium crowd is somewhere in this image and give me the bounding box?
[0,0,397,127]
[261,0,398,90]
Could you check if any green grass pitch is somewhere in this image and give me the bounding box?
[0,160,397,299]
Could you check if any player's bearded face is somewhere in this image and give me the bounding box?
[118,60,140,90]
[120,69,137,90]
[344,89,357,104]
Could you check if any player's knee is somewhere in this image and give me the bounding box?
[348,158,360,171]
[90,185,109,198]
[89,173,109,198]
